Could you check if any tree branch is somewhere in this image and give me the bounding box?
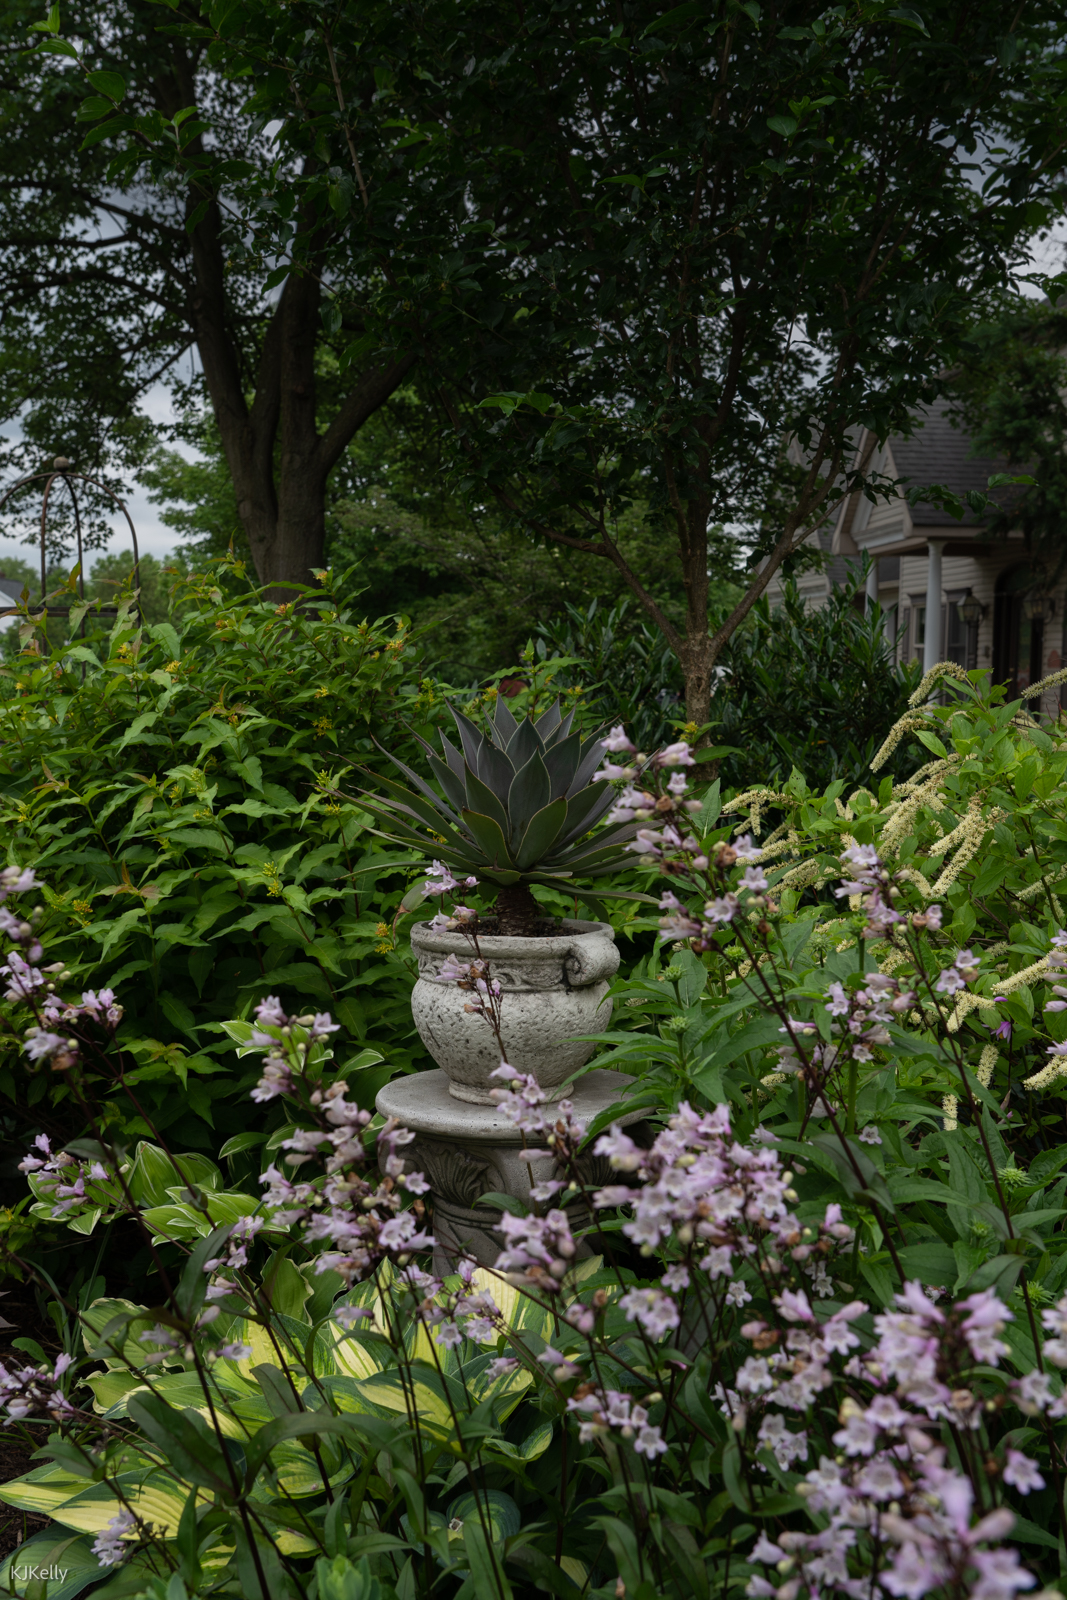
[316,353,417,477]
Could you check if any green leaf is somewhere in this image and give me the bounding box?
[641,0,704,35]
[159,993,199,1041]
[125,1395,233,1497]
[86,70,126,102]
[218,1131,267,1159]
[915,730,949,759]
[176,1485,201,1590]
[507,748,552,842]
[447,1490,520,1541]
[767,114,797,137]
[30,3,60,33]
[515,795,568,869]
[808,1132,896,1213]
[896,1241,957,1286]
[315,1555,384,1600]
[696,779,722,832]
[0,1528,103,1600]
[76,94,115,121]
[35,36,79,57]
[722,1438,751,1510]
[888,6,929,33]
[463,1519,513,1599]
[669,948,708,1008]
[459,808,515,869]
[858,1256,896,1307]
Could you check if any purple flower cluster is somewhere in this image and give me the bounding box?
[92,1509,136,1567]
[833,842,944,942]
[594,732,707,864]
[259,1120,434,1287]
[591,1104,852,1307]
[0,1350,74,1422]
[742,1282,1045,1600]
[0,865,40,962]
[771,972,918,1108]
[656,835,766,944]
[1,867,124,1071]
[19,1134,116,1221]
[421,860,478,898]
[240,1000,435,1286]
[432,954,502,1021]
[420,1259,503,1348]
[495,1206,578,1291]
[567,1385,667,1458]
[248,994,339,1103]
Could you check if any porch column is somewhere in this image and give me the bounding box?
[923,539,945,673]
[865,559,879,613]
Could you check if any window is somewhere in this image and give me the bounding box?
[913,605,925,652]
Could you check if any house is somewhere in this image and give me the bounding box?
[0,573,25,608]
[770,401,1064,716]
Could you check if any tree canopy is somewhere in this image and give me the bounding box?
[5,0,1067,713]
[0,0,416,583]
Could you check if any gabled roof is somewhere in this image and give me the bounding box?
[888,400,1008,527]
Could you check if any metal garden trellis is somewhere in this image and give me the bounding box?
[0,456,140,629]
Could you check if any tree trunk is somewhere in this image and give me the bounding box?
[678,498,712,728]
[494,882,544,936]
[182,183,415,595]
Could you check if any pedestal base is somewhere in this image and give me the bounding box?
[375,1068,643,1271]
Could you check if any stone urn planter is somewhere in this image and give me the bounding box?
[410,918,620,1103]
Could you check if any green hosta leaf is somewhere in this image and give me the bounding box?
[141,1189,260,1241]
[81,1297,163,1368]
[126,1394,233,1497]
[127,1143,222,1207]
[262,1254,312,1323]
[448,1488,520,1542]
[0,1528,101,1600]
[218,1131,267,1159]
[462,1520,513,1599]
[0,1466,95,1520]
[492,1418,553,1461]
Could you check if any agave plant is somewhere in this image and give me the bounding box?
[363,697,637,933]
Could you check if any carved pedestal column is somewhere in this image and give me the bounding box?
[375,1068,641,1273]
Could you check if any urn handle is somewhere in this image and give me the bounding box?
[563,930,620,988]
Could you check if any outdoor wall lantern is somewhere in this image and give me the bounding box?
[958,592,984,626]
[1023,594,1055,623]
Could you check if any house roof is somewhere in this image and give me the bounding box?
[888,401,1009,527]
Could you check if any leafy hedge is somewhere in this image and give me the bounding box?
[3,665,1067,1599]
[0,561,443,1169]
